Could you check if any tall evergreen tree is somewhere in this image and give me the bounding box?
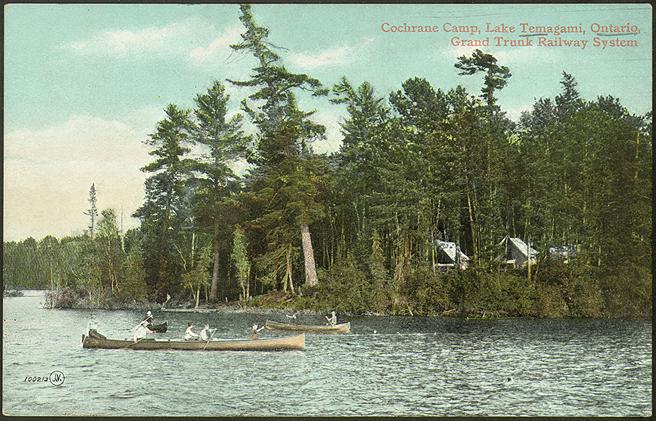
[134,104,194,299]
[96,209,123,293]
[454,49,511,110]
[454,51,514,262]
[229,4,328,290]
[555,72,581,118]
[330,78,389,248]
[189,80,250,301]
[83,183,99,239]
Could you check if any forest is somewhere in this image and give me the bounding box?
[3,5,652,318]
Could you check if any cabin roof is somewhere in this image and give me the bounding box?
[435,240,471,262]
[502,236,539,256]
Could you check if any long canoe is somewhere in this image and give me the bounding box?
[81,330,304,351]
[264,320,350,334]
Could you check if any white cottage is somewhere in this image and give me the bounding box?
[548,245,578,263]
[499,236,538,268]
[434,240,470,270]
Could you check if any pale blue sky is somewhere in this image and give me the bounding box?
[3,4,652,240]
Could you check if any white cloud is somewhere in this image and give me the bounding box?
[64,19,221,60]
[3,111,160,241]
[64,19,251,73]
[288,38,374,69]
[67,22,190,57]
[189,25,243,65]
[502,104,531,122]
[309,109,345,154]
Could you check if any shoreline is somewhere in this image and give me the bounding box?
[27,294,650,320]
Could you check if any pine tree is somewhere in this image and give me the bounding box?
[189,80,250,301]
[229,4,328,289]
[83,183,99,239]
[455,49,511,110]
[555,72,581,118]
[96,209,123,294]
[134,104,194,299]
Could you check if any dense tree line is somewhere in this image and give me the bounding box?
[4,5,651,317]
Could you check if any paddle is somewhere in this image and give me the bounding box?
[123,336,146,349]
[202,328,217,350]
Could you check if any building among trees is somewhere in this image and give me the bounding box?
[434,240,470,270]
[499,236,538,268]
[547,245,578,263]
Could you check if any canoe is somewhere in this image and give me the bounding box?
[264,320,350,334]
[147,321,167,333]
[161,307,219,313]
[81,330,304,351]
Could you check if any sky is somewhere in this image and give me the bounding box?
[3,3,652,241]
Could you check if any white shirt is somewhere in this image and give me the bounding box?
[184,326,199,341]
[133,321,151,341]
[199,327,210,341]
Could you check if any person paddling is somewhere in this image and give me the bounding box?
[199,324,216,341]
[132,318,153,342]
[325,311,337,326]
[251,324,264,340]
[142,310,154,327]
[184,322,200,341]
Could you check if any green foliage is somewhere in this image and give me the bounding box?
[181,244,213,305]
[455,48,512,109]
[186,80,250,301]
[119,242,147,300]
[446,268,537,317]
[134,104,194,299]
[315,254,371,313]
[367,230,392,312]
[7,8,650,319]
[403,266,451,316]
[83,183,99,239]
[598,265,652,318]
[229,4,330,292]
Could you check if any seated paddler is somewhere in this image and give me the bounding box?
[143,310,154,327]
[325,310,337,326]
[184,322,200,341]
[199,324,216,341]
[251,324,264,340]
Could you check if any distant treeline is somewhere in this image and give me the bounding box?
[3,5,651,317]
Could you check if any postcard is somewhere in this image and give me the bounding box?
[3,3,652,417]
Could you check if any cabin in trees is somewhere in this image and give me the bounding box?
[548,245,578,263]
[434,240,470,270]
[499,236,538,268]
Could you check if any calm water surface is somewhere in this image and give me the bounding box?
[2,291,652,416]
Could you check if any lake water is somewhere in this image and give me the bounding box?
[2,291,652,416]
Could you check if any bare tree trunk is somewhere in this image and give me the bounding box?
[300,224,318,287]
[634,131,640,181]
[210,226,220,301]
[286,243,295,294]
[246,268,251,299]
[467,192,477,262]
